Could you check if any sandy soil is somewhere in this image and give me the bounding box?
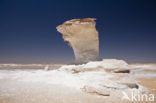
[0,62,156,103]
[138,78,156,95]
[0,78,155,103]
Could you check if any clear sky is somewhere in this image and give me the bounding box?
[0,0,156,64]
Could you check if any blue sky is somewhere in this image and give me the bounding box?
[0,0,156,63]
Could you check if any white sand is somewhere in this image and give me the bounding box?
[0,59,155,103]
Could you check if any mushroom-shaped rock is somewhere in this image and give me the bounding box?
[56,18,100,64]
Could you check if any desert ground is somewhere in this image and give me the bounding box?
[0,61,155,103]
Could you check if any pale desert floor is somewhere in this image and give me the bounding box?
[138,78,156,96]
[0,78,155,103]
[0,63,156,103]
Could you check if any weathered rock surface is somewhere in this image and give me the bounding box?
[56,18,99,64]
[59,59,149,97]
[0,59,150,99]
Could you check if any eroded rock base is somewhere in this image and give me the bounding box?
[59,59,149,97]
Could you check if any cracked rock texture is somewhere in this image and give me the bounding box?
[57,18,99,64]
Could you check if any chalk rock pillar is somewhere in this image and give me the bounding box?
[56,18,99,64]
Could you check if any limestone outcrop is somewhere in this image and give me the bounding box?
[59,59,149,97]
[56,18,99,64]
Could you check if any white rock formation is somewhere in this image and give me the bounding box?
[58,59,149,96]
[0,59,149,99]
[56,18,99,64]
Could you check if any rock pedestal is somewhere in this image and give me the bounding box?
[57,18,99,64]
